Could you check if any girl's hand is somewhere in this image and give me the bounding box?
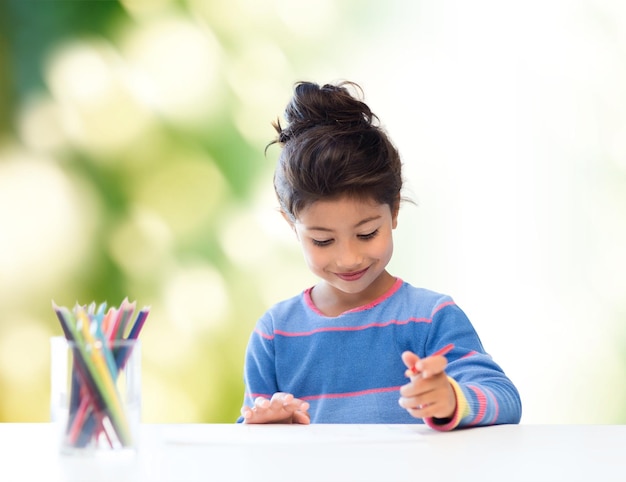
[241,392,311,424]
[398,351,457,420]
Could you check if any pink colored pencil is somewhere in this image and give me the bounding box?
[410,343,455,374]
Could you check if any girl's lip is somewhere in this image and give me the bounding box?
[336,267,369,281]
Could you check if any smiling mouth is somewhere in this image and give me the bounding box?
[336,268,369,282]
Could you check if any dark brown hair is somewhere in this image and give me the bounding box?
[268,80,403,222]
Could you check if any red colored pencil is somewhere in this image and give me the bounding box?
[410,343,455,374]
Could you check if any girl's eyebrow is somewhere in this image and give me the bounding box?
[306,215,382,232]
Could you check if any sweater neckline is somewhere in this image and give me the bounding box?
[303,277,403,317]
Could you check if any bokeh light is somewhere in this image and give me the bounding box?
[0,151,98,302]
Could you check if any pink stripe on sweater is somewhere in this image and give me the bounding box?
[487,389,500,424]
[300,385,402,401]
[431,300,455,316]
[266,316,431,338]
[254,328,274,340]
[468,385,488,425]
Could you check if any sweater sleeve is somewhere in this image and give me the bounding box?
[422,300,522,431]
[237,314,278,423]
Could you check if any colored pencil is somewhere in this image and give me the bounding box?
[410,343,455,375]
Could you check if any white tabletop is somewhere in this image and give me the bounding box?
[1,423,624,482]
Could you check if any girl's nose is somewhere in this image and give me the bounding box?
[335,240,363,269]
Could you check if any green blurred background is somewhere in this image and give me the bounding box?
[0,0,624,424]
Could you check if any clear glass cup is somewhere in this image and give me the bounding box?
[50,336,141,455]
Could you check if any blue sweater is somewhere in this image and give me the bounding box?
[241,278,522,429]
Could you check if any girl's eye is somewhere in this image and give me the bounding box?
[312,239,333,247]
[358,229,379,240]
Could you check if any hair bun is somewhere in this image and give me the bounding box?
[274,81,377,145]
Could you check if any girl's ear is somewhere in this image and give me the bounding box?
[280,209,294,227]
[391,197,400,229]
[280,210,299,238]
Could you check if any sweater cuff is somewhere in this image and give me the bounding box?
[424,377,469,431]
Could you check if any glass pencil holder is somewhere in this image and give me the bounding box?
[50,336,142,455]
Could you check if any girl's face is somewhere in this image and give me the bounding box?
[291,196,398,304]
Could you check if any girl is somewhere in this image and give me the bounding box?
[239,81,522,430]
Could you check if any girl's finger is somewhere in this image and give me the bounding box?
[401,351,420,370]
[416,356,448,378]
[271,392,294,403]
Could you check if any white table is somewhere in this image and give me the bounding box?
[1,423,624,481]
